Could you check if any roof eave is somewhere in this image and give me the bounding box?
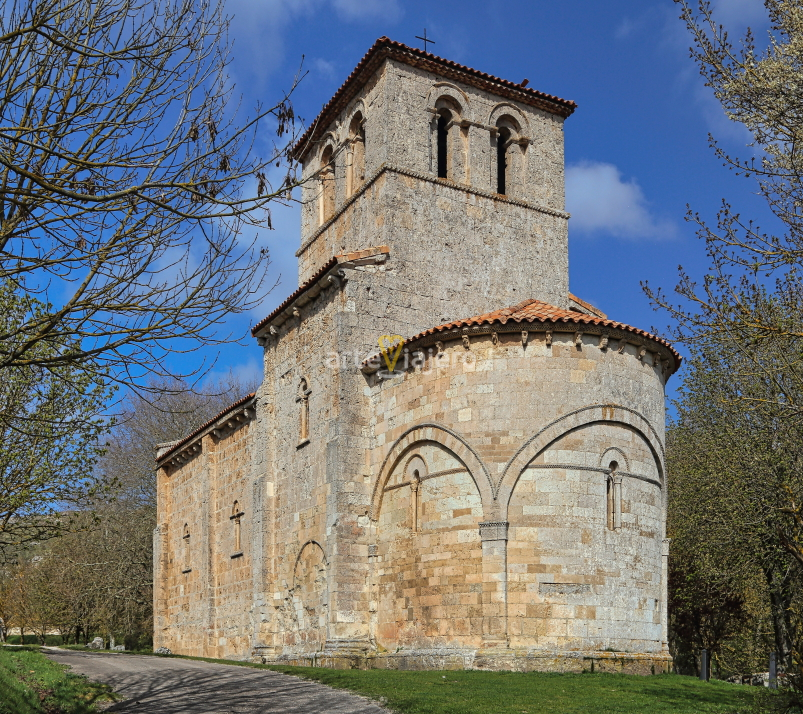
[291,37,576,162]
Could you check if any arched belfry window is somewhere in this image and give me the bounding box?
[494,116,522,197]
[348,112,365,196]
[436,109,451,179]
[296,377,311,445]
[182,523,191,573]
[231,500,244,555]
[319,146,335,225]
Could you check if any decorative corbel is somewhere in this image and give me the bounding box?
[436,341,444,354]
[637,346,647,362]
[574,331,583,348]
[491,331,499,346]
[462,328,470,350]
[269,326,278,336]
[545,330,552,347]
[617,339,627,354]
[599,333,609,351]
[522,330,529,347]
[292,308,300,318]
[256,336,266,346]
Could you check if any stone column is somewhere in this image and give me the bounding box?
[479,521,509,647]
[613,475,623,531]
[662,538,671,651]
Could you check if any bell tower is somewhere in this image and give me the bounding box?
[291,38,576,338]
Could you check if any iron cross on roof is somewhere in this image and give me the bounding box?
[415,29,435,53]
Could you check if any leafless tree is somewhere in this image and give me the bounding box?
[0,0,305,386]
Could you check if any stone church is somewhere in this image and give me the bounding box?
[154,37,680,673]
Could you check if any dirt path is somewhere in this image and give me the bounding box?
[45,649,389,714]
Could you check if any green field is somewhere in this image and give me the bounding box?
[266,666,760,714]
[0,646,115,714]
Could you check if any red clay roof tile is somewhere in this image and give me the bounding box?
[365,299,681,370]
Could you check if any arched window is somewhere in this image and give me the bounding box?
[348,113,365,196]
[319,146,335,225]
[436,109,451,179]
[297,378,310,445]
[607,461,621,531]
[496,127,511,195]
[231,501,243,555]
[182,523,191,572]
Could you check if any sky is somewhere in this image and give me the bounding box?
[190,0,777,398]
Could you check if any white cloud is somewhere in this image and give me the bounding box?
[615,17,636,40]
[332,0,401,22]
[710,0,767,27]
[566,162,676,240]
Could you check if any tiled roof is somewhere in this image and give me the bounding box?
[292,37,576,161]
[366,299,681,370]
[568,293,607,319]
[156,393,256,464]
[251,246,389,337]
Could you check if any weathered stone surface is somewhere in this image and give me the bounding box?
[153,40,674,674]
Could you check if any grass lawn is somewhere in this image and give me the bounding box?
[0,646,116,714]
[265,666,759,714]
[47,647,771,714]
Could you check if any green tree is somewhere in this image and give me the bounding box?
[0,281,111,559]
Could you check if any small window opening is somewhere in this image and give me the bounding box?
[437,110,451,179]
[182,523,191,572]
[231,501,243,554]
[496,127,511,195]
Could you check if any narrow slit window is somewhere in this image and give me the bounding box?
[231,501,243,555]
[607,461,620,531]
[182,523,191,572]
[437,110,451,179]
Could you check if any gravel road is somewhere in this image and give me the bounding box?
[45,649,389,714]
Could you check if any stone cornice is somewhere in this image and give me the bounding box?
[296,162,569,259]
[253,246,389,341]
[361,321,678,380]
[158,396,257,470]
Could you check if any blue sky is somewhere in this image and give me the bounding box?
[194,0,777,394]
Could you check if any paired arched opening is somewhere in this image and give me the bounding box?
[431,96,466,183]
[494,116,522,197]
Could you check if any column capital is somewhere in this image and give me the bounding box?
[479,521,509,541]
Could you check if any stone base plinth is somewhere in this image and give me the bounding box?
[253,646,672,675]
